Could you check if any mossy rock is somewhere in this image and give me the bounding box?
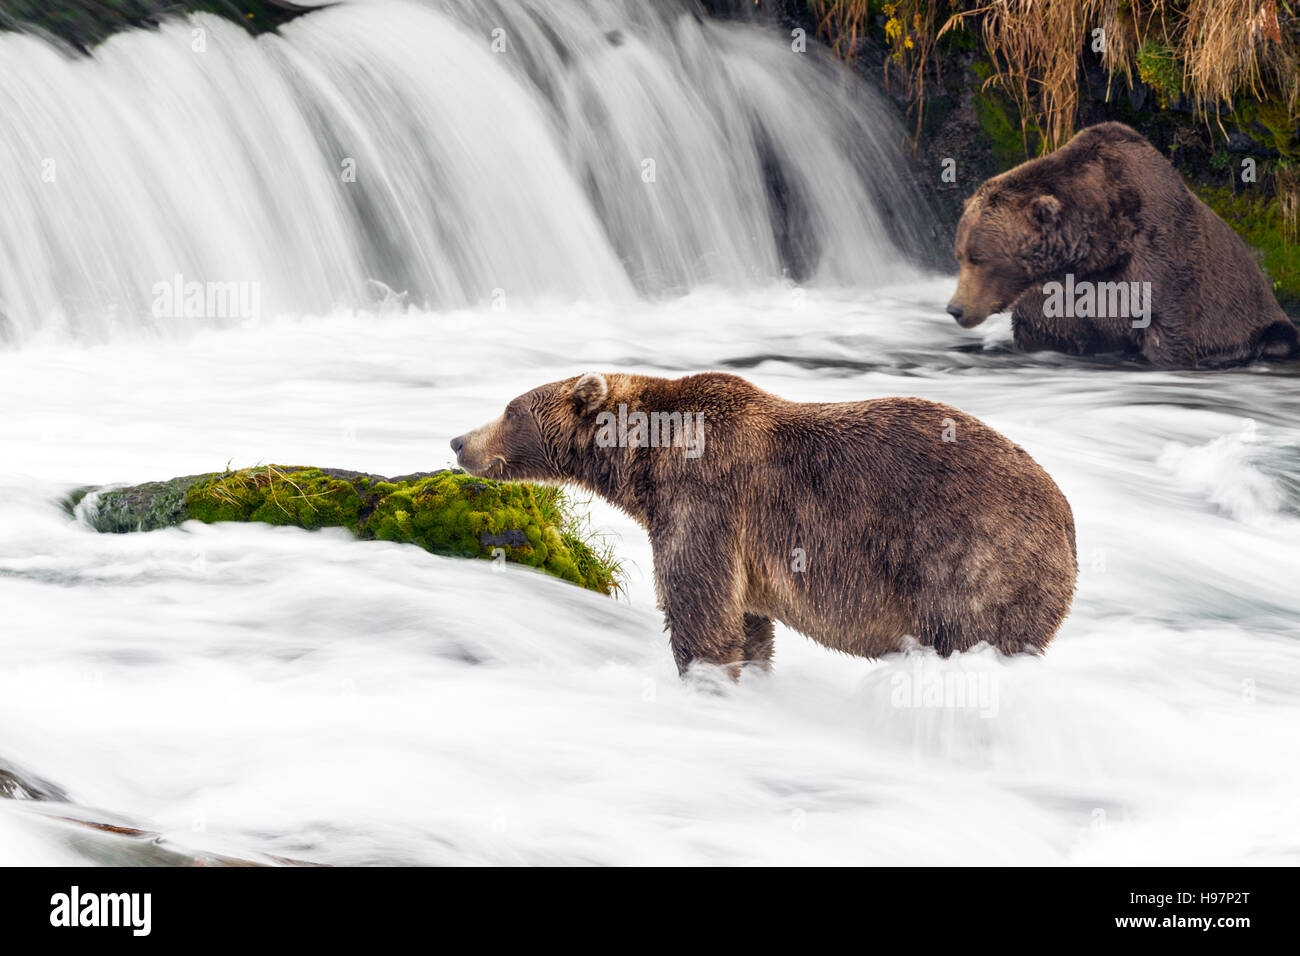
[971,74,1036,171]
[72,465,621,595]
[1231,99,1300,163]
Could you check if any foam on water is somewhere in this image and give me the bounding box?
[1,282,1298,865]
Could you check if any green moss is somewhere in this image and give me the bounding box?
[1135,41,1182,108]
[971,63,1037,170]
[1209,148,1233,172]
[1230,99,1300,163]
[936,19,975,55]
[79,466,620,595]
[86,474,207,533]
[1196,185,1300,315]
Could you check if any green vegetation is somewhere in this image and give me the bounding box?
[811,0,1299,151]
[805,0,1300,313]
[971,59,1040,170]
[1232,97,1300,161]
[1136,41,1183,108]
[72,466,622,596]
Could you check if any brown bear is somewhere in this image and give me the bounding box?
[451,372,1077,677]
[947,121,1298,368]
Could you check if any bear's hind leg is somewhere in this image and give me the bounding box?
[741,614,775,670]
[916,612,973,658]
[1258,320,1299,361]
[945,588,1064,657]
[915,596,976,658]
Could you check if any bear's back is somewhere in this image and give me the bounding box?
[761,396,1068,523]
[734,395,1077,656]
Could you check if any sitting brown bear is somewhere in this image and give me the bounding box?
[947,121,1298,368]
[452,372,1077,677]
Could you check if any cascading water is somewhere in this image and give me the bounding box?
[0,0,931,343]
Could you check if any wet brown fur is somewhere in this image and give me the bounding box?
[453,372,1077,677]
[949,122,1298,368]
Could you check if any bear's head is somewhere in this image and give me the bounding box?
[450,372,610,482]
[947,187,1069,328]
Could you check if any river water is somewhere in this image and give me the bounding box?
[0,0,1297,865]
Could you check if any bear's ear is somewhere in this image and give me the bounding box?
[1031,194,1062,224]
[572,372,609,416]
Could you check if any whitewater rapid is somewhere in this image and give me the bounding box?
[2,282,1299,865]
[0,0,930,343]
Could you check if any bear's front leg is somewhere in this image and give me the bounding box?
[1011,311,1098,355]
[651,513,747,678]
[660,579,748,678]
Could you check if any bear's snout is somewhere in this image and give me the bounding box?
[948,264,1004,329]
[449,417,508,476]
[947,300,988,329]
[450,433,473,470]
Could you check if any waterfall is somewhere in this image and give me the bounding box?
[0,0,932,342]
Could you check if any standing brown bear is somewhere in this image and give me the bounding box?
[947,121,1298,368]
[451,372,1077,677]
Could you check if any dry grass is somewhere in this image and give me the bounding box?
[966,0,1098,149]
[810,0,873,59]
[810,0,945,137]
[1277,163,1300,241]
[204,464,328,518]
[1178,0,1285,105]
[813,0,1300,151]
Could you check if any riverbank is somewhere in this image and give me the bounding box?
[765,0,1300,313]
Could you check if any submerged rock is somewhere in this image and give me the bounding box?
[70,465,621,595]
[1,753,318,865]
[0,757,69,802]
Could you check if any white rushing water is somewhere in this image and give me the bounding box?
[1,0,1299,866]
[0,0,929,343]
